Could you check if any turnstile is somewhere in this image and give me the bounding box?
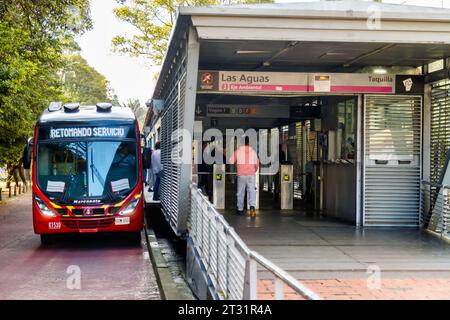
[213,164,225,209]
[213,164,292,210]
[247,169,260,210]
[212,164,260,210]
[280,164,293,210]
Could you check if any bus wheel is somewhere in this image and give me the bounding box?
[40,234,55,245]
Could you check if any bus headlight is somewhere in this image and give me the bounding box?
[119,198,140,216]
[34,195,56,217]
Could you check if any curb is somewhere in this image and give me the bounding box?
[144,223,185,300]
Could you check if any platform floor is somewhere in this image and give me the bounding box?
[221,190,450,280]
[143,184,160,206]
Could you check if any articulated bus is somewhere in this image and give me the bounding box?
[24,102,144,244]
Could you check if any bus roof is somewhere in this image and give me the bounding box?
[38,105,136,124]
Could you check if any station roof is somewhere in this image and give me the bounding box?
[38,106,136,124]
[153,0,450,99]
[180,0,450,20]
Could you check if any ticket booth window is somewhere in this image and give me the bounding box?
[337,98,356,161]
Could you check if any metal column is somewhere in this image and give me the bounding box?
[177,26,200,234]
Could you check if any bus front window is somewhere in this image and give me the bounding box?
[37,141,137,203]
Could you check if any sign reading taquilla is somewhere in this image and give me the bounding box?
[197,71,421,94]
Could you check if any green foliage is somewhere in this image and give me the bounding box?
[125,99,146,130]
[112,0,274,66]
[62,54,109,105]
[0,0,92,166]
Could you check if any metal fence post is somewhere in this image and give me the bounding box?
[442,188,449,236]
[216,216,220,289]
[207,206,211,269]
[13,185,17,196]
[274,278,284,300]
[440,188,447,237]
[225,233,231,299]
[200,197,204,255]
[243,257,257,300]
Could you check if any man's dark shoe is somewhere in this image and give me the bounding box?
[236,209,244,215]
[249,206,256,217]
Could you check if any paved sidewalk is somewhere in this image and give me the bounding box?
[258,278,450,300]
[0,181,30,203]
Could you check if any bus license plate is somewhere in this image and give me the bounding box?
[115,217,130,225]
[48,222,61,230]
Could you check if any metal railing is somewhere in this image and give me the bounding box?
[421,180,450,238]
[189,184,321,300]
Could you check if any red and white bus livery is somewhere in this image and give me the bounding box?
[25,102,144,244]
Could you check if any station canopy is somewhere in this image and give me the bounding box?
[154,0,450,99]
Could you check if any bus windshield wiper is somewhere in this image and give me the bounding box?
[90,156,115,203]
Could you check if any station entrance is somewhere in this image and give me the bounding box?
[193,71,423,227]
[194,93,359,224]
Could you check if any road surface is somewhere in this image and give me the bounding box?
[0,193,160,300]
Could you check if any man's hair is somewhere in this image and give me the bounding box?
[155,141,161,149]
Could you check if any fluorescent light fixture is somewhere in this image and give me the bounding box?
[373,68,387,74]
[319,52,348,59]
[325,52,346,56]
[235,50,272,55]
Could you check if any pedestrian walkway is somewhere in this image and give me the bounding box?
[143,186,160,206]
[222,191,450,299]
[0,181,30,203]
[258,278,450,300]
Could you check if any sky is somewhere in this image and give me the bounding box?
[76,0,450,106]
[76,0,160,106]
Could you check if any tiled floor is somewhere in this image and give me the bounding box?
[258,278,450,300]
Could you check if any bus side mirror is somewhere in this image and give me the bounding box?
[23,138,33,170]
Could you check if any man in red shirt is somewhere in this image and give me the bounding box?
[230,137,259,216]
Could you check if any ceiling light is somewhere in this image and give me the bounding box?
[325,52,346,56]
[373,68,387,74]
[235,50,272,55]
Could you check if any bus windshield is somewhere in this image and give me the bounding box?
[37,140,138,204]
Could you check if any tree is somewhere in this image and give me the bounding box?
[0,0,92,165]
[62,54,109,105]
[107,85,122,106]
[112,0,273,66]
[125,99,146,129]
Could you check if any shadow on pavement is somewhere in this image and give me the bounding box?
[36,232,143,250]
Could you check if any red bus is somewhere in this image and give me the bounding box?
[24,102,144,244]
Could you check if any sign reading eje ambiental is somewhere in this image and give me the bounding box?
[50,126,126,139]
[197,71,402,94]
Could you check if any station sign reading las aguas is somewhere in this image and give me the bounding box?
[197,71,424,95]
